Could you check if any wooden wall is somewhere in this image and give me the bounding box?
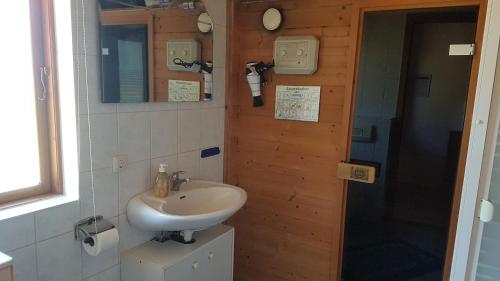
[225,1,352,280]
[152,7,213,101]
[225,1,487,281]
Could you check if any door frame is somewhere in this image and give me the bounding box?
[464,1,500,279]
[339,0,489,280]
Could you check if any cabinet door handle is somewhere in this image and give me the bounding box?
[208,252,214,260]
[192,261,199,270]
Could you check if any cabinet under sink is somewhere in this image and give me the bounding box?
[121,224,233,281]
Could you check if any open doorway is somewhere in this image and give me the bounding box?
[341,7,478,281]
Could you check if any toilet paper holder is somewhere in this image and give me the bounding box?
[74,216,115,246]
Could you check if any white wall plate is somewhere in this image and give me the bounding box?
[273,36,320,75]
[166,39,201,71]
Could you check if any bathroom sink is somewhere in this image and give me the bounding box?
[127,180,247,240]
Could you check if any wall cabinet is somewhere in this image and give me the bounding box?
[121,225,233,281]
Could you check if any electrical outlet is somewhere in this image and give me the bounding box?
[112,155,128,173]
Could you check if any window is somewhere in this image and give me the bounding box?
[0,0,62,207]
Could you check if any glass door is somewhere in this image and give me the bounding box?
[341,8,478,281]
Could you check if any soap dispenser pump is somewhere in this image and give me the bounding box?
[153,164,170,198]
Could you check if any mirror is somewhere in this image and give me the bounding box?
[101,24,149,103]
[98,0,213,103]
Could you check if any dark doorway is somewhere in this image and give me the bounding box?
[341,7,478,281]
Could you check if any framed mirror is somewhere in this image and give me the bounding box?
[98,1,213,103]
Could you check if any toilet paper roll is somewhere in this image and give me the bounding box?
[83,228,119,256]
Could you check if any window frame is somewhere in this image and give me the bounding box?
[0,0,62,207]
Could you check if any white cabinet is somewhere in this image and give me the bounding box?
[0,252,13,281]
[121,225,234,281]
[0,266,13,281]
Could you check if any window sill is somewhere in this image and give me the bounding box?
[0,194,78,221]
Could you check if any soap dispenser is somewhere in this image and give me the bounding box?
[153,164,170,198]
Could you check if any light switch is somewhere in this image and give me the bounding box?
[273,36,319,75]
[166,39,201,71]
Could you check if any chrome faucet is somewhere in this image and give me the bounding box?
[170,171,191,191]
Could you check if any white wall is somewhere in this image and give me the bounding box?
[0,1,227,280]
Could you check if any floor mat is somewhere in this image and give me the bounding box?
[342,240,442,281]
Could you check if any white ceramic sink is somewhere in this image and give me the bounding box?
[127,180,247,240]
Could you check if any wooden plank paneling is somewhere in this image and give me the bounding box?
[226,1,350,280]
[225,0,487,281]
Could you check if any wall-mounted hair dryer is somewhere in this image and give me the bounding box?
[173,58,214,100]
[246,61,274,107]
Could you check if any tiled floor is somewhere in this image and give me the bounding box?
[342,219,447,281]
[408,271,442,281]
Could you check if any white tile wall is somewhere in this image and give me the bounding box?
[84,265,120,281]
[7,245,37,281]
[79,168,119,219]
[36,232,82,281]
[72,0,99,56]
[201,108,225,148]
[35,201,80,242]
[179,150,202,179]
[0,214,35,252]
[118,161,150,214]
[200,145,225,182]
[150,110,178,158]
[0,0,226,280]
[79,114,118,172]
[179,110,202,152]
[118,112,151,162]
